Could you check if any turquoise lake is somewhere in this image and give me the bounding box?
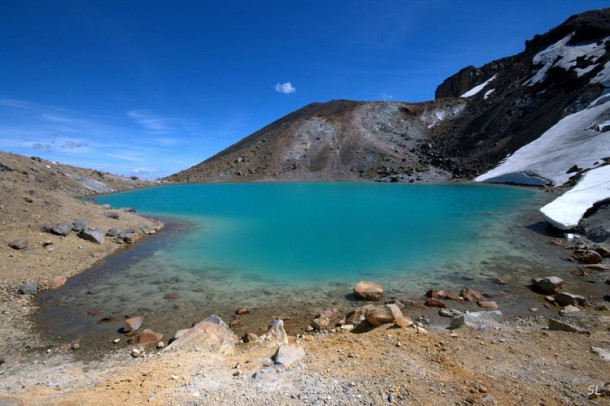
[37,183,563,346]
[93,183,536,286]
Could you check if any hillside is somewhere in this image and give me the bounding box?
[167,8,610,186]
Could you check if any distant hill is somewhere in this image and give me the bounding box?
[166,8,610,185]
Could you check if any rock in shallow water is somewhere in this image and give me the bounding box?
[124,316,143,333]
[133,329,164,346]
[531,276,564,295]
[353,281,383,301]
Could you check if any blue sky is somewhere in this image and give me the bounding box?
[1,1,606,178]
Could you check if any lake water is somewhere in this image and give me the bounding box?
[36,183,563,350]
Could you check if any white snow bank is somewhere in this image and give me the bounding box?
[525,33,609,86]
[484,89,495,99]
[540,165,610,230]
[461,75,497,98]
[476,99,610,186]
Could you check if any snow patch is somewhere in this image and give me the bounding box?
[476,99,610,186]
[525,33,609,86]
[591,60,610,87]
[461,75,497,98]
[540,165,610,230]
[484,89,495,99]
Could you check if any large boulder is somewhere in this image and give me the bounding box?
[166,315,237,354]
[365,306,394,327]
[353,281,383,301]
[51,222,72,236]
[450,310,503,329]
[531,276,564,295]
[79,228,104,244]
[272,344,305,367]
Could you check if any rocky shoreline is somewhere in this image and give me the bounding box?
[1,152,609,405]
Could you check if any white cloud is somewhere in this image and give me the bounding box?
[380,93,394,101]
[132,167,159,174]
[127,110,168,132]
[274,82,296,94]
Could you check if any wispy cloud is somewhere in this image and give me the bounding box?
[380,92,394,101]
[132,167,159,175]
[127,110,169,132]
[274,82,296,94]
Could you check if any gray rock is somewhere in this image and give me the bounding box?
[18,281,37,295]
[79,227,104,244]
[51,222,72,236]
[450,310,503,330]
[591,346,610,361]
[8,238,27,250]
[531,276,564,295]
[72,220,86,232]
[106,228,118,237]
[272,344,305,366]
[548,319,589,334]
[119,228,135,243]
[439,308,464,318]
[263,319,289,345]
[120,207,136,213]
[554,292,586,307]
[104,211,120,219]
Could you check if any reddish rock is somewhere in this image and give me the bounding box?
[425,289,439,298]
[571,268,587,276]
[124,315,143,332]
[24,196,33,203]
[47,276,67,290]
[583,264,610,272]
[236,307,250,315]
[440,290,463,301]
[594,246,610,258]
[164,291,180,300]
[166,315,237,354]
[424,297,446,308]
[581,250,603,264]
[461,287,483,302]
[133,328,164,346]
[364,306,394,327]
[353,281,383,301]
[477,300,498,310]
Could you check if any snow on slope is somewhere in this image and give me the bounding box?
[475,97,610,186]
[525,33,609,86]
[540,165,610,230]
[461,75,497,98]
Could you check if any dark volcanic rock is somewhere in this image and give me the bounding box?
[79,227,104,244]
[51,222,72,236]
[72,220,86,232]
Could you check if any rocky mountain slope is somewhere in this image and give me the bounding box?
[167,8,610,186]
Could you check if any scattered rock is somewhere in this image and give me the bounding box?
[571,268,587,276]
[424,297,446,308]
[460,287,483,302]
[531,276,564,295]
[118,229,135,243]
[591,346,610,361]
[133,329,164,346]
[164,291,180,300]
[581,250,604,264]
[124,316,143,333]
[130,348,143,358]
[554,292,586,307]
[243,332,258,343]
[79,227,104,244]
[439,290,463,301]
[47,276,67,290]
[272,344,305,367]
[8,238,27,250]
[72,220,86,232]
[43,242,56,252]
[166,315,237,354]
[263,319,289,345]
[583,264,610,272]
[364,305,395,327]
[51,222,72,236]
[236,307,250,315]
[387,303,413,328]
[450,310,503,330]
[104,211,120,219]
[548,319,589,334]
[439,308,464,318]
[106,228,118,237]
[594,245,610,258]
[559,304,580,314]
[353,281,383,301]
[477,300,498,310]
[18,281,37,295]
[120,207,136,213]
[312,308,340,330]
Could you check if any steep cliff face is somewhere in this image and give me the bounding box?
[167,8,610,185]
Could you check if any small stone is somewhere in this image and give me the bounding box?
[124,316,143,333]
[113,338,121,344]
[559,304,580,314]
[272,344,305,366]
[439,308,464,318]
[79,227,104,244]
[531,276,564,295]
[47,276,67,290]
[72,220,86,232]
[130,348,142,358]
[424,297,446,308]
[170,375,179,381]
[105,211,120,219]
[554,292,586,307]
[548,319,589,334]
[353,281,383,301]
[477,300,498,310]
[133,329,164,346]
[24,196,33,203]
[236,307,250,315]
[18,281,37,295]
[51,222,72,236]
[460,287,483,302]
[8,238,28,250]
[71,342,80,350]
[156,341,164,349]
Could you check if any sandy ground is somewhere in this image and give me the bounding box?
[0,152,609,405]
